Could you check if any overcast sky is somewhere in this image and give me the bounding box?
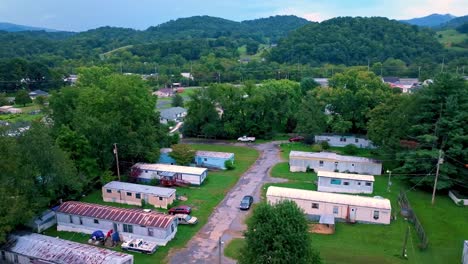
[1,0,467,31]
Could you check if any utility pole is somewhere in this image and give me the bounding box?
[218,237,224,264]
[113,143,121,181]
[418,66,421,80]
[386,170,392,192]
[401,225,410,259]
[431,149,444,205]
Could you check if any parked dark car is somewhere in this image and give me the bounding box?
[168,205,191,215]
[240,195,254,210]
[289,136,305,142]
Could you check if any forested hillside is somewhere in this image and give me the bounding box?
[270,17,444,65]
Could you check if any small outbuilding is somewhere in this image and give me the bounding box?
[317,170,375,194]
[267,186,391,224]
[56,201,178,246]
[0,232,133,264]
[289,151,382,175]
[314,134,375,149]
[102,181,176,209]
[132,163,208,185]
[25,209,57,233]
[159,148,235,170]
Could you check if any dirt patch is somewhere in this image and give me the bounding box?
[309,223,335,235]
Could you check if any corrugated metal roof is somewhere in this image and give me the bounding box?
[2,233,132,264]
[196,151,234,159]
[57,201,176,229]
[103,181,176,197]
[266,186,391,209]
[317,171,375,182]
[290,151,381,164]
[134,163,207,175]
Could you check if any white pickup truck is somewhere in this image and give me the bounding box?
[237,136,256,142]
[121,239,158,254]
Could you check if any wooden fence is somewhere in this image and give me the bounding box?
[398,190,429,249]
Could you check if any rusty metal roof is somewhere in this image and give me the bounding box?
[2,233,133,264]
[57,201,175,229]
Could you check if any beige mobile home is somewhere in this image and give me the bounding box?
[103,181,176,209]
[289,151,382,175]
[266,186,391,224]
[317,171,375,194]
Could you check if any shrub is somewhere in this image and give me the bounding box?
[150,178,159,186]
[320,141,330,150]
[303,134,315,145]
[311,144,322,152]
[225,160,235,170]
[343,144,359,155]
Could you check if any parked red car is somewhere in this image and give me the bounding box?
[168,205,191,215]
[289,136,305,142]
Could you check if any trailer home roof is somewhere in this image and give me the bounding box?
[267,186,391,209]
[134,163,207,175]
[2,233,132,264]
[57,201,175,229]
[317,171,375,182]
[104,181,175,197]
[290,151,381,164]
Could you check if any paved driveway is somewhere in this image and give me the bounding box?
[169,141,286,264]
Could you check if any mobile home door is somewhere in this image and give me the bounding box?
[349,207,357,223]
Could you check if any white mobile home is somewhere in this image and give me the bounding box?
[102,181,176,209]
[0,233,133,264]
[133,163,208,185]
[289,151,382,175]
[56,201,178,246]
[315,134,376,148]
[317,170,375,194]
[266,186,391,224]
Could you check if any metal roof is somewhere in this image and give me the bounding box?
[317,171,375,182]
[289,151,381,164]
[134,163,207,175]
[319,214,335,225]
[160,107,187,120]
[196,151,234,159]
[267,186,391,209]
[57,201,176,229]
[2,233,133,264]
[103,181,176,197]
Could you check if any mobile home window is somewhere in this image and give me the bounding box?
[69,215,73,223]
[204,158,207,161]
[123,224,133,233]
[330,179,341,185]
[94,219,99,224]
[159,197,163,201]
[148,228,154,236]
[106,189,112,193]
[79,217,83,225]
[135,193,141,199]
[357,182,361,185]
[366,182,372,186]
[312,203,319,209]
[343,182,350,186]
[373,211,380,220]
[333,206,339,214]
[355,138,359,143]
[126,192,132,196]
[319,160,324,167]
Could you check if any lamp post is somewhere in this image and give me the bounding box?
[218,236,224,264]
[387,170,392,192]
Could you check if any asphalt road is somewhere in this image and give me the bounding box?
[169,141,286,264]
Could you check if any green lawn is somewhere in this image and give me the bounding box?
[224,238,244,260]
[271,162,317,183]
[437,29,468,50]
[44,144,259,264]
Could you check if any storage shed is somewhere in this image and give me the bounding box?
[266,186,391,224]
[56,201,178,246]
[102,181,176,209]
[315,134,376,148]
[0,232,133,264]
[133,163,208,185]
[317,170,375,194]
[25,209,57,233]
[289,151,382,175]
[159,148,235,170]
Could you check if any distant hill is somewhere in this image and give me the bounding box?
[270,17,444,65]
[241,15,310,42]
[438,15,468,29]
[400,14,456,27]
[0,22,59,32]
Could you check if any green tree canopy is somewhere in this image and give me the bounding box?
[15,90,31,106]
[169,144,196,165]
[172,93,184,107]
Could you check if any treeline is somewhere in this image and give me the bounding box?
[0,67,177,242]
[184,71,468,192]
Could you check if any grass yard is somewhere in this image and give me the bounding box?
[44,143,259,264]
[436,29,468,51]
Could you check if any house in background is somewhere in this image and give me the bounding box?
[0,106,22,114]
[133,163,208,185]
[28,89,49,99]
[289,151,382,175]
[313,78,329,87]
[153,88,174,98]
[159,148,235,170]
[102,181,176,209]
[0,232,134,264]
[64,74,78,85]
[317,170,375,194]
[315,134,376,148]
[382,77,420,93]
[56,201,178,246]
[266,186,391,224]
[159,107,187,124]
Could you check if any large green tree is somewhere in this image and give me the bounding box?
[295,93,327,135]
[239,200,321,264]
[15,90,32,106]
[169,144,196,165]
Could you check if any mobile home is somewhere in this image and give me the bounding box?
[132,163,208,185]
[0,232,133,264]
[317,170,375,194]
[289,151,382,175]
[159,148,235,170]
[315,134,376,148]
[56,201,178,246]
[102,181,176,209]
[266,186,391,224]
